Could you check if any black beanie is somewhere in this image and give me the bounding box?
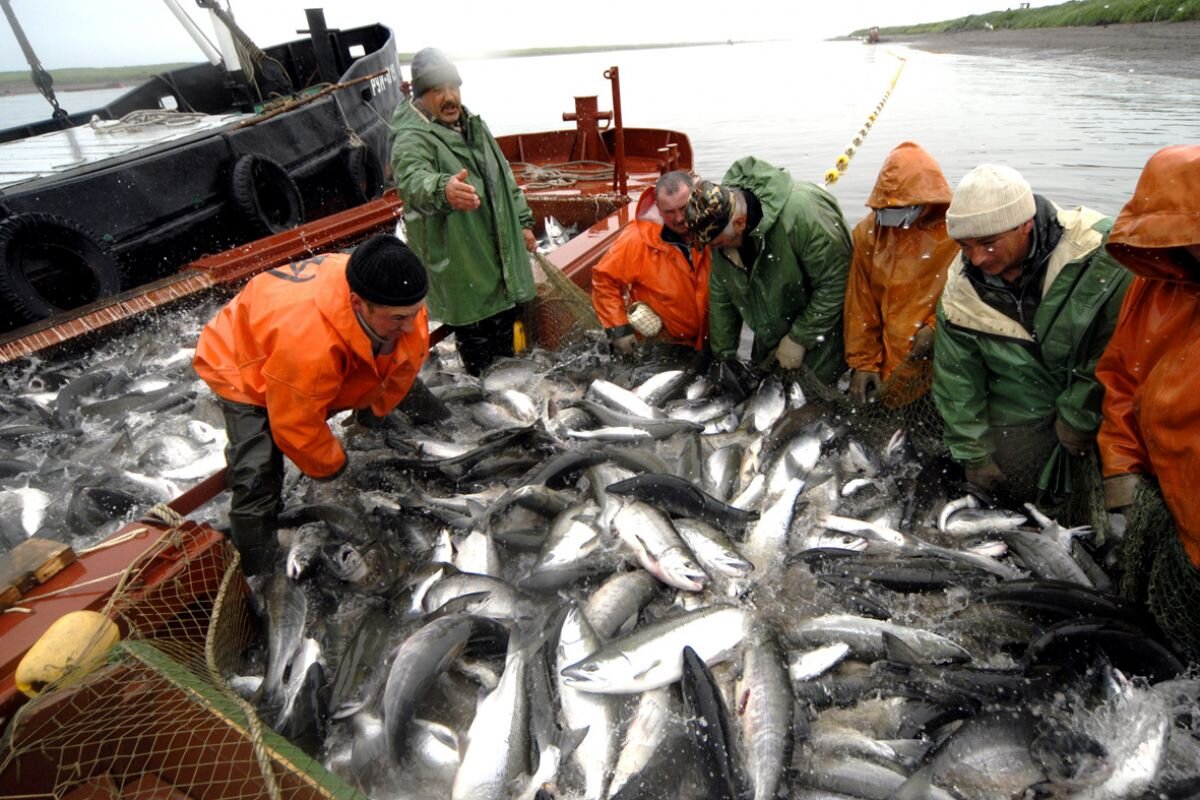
[346,235,428,306]
[410,47,461,96]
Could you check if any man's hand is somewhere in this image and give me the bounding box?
[611,334,637,357]
[908,325,936,360]
[445,168,480,211]
[1054,416,1092,458]
[965,460,1006,493]
[775,335,806,370]
[849,370,882,404]
[523,228,537,252]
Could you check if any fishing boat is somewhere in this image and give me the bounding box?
[0,50,692,796]
[0,2,402,335]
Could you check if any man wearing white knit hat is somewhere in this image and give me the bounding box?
[931,164,1131,511]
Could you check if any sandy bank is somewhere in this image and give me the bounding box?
[889,20,1200,81]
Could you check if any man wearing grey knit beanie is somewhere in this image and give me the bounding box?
[930,163,1132,516]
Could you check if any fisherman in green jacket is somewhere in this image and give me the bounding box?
[684,157,851,385]
[389,48,537,375]
[932,164,1131,504]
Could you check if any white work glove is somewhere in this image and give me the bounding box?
[774,335,806,370]
[627,302,663,338]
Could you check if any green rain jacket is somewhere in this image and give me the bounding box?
[932,201,1131,471]
[707,157,852,384]
[389,99,536,326]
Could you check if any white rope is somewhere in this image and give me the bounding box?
[90,110,209,134]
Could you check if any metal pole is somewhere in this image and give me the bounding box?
[604,66,627,196]
[160,0,224,65]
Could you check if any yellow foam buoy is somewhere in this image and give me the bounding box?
[513,320,528,353]
[835,154,851,169]
[824,168,841,185]
[15,610,120,697]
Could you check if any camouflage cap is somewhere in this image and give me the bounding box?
[685,180,733,247]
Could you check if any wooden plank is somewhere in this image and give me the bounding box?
[0,539,76,610]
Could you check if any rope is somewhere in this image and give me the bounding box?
[90,110,209,135]
[823,52,907,187]
[510,160,615,190]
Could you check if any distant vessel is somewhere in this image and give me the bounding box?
[0,2,401,332]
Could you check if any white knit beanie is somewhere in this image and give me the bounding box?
[945,164,1036,239]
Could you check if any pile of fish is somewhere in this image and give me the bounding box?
[234,338,1200,800]
[0,302,230,553]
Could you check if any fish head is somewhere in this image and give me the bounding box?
[559,654,622,692]
[323,541,369,583]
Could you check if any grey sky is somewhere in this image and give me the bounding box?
[1,1,1055,72]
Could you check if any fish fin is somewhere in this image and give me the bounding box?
[890,763,938,800]
[882,631,928,666]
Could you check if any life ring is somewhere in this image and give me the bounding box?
[344,144,385,203]
[229,154,304,235]
[0,212,123,327]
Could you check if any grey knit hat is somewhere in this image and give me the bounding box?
[410,48,462,96]
[945,164,1036,239]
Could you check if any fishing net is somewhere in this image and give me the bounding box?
[524,251,603,351]
[1113,475,1200,661]
[0,512,359,800]
[783,361,946,459]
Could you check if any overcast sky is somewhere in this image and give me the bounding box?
[0,0,1059,72]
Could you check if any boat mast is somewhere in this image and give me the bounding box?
[0,0,68,123]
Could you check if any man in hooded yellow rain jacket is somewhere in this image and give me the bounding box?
[844,141,959,404]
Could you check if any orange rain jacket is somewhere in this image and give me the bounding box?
[843,142,959,380]
[591,187,712,350]
[194,253,429,479]
[1096,145,1200,566]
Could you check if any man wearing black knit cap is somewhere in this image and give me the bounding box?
[193,234,431,575]
[389,47,537,375]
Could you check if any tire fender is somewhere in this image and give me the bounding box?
[344,144,385,203]
[229,154,305,235]
[0,212,123,327]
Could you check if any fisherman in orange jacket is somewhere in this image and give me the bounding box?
[1095,144,1200,659]
[844,141,959,404]
[194,235,430,575]
[591,171,711,360]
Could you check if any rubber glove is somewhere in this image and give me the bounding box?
[908,325,936,360]
[964,460,1006,493]
[849,370,882,404]
[1054,416,1092,458]
[775,335,806,370]
[611,334,637,357]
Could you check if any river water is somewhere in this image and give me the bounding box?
[5,38,1197,217]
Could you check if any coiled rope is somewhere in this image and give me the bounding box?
[90,109,209,134]
[823,52,906,187]
[510,160,615,190]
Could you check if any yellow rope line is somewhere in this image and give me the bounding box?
[823,52,907,187]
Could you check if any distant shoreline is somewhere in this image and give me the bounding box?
[879,20,1200,81]
[0,40,756,97]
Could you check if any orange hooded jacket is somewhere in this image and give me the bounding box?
[1096,144,1200,566]
[193,253,429,479]
[843,142,959,380]
[591,187,712,350]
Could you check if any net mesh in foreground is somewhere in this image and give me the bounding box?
[0,521,360,800]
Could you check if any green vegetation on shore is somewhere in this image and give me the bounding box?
[0,63,192,95]
[852,0,1200,37]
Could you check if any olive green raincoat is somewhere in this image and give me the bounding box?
[933,202,1131,479]
[707,157,852,384]
[389,100,536,326]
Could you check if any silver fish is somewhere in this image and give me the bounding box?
[561,604,747,694]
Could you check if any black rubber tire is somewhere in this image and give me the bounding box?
[229,154,304,235]
[344,145,386,203]
[0,212,123,326]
